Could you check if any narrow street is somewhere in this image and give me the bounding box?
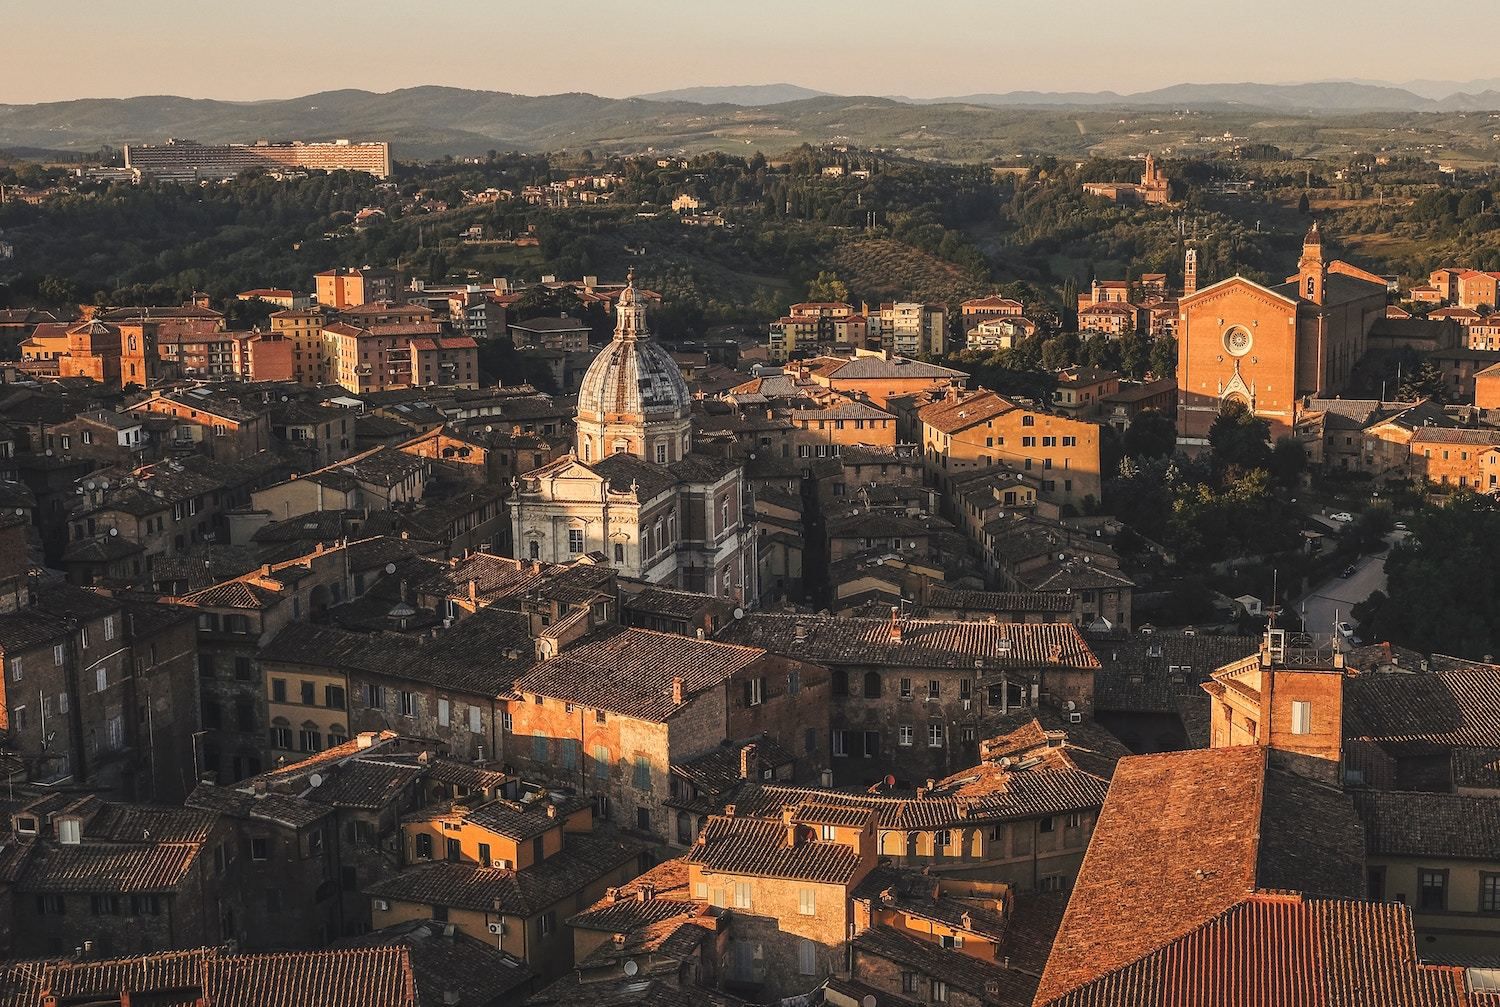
[1294,531,1406,637]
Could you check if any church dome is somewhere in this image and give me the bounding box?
[576,272,691,424]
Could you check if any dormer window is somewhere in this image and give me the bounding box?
[15,816,37,835]
[57,819,81,845]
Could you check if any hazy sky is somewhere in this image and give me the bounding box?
[2,0,1468,103]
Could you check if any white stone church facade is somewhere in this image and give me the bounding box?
[510,275,756,602]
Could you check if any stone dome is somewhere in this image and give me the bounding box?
[576,274,691,424]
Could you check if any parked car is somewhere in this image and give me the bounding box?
[1341,565,1357,578]
[1330,512,1354,523]
[1337,621,1356,641]
[1394,521,1408,532]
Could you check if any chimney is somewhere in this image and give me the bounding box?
[739,743,759,781]
[356,732,378,749]
[671,676,684,706]
[782,806,801,847]
[468,579,477,604]
[793,623,808,644]
[612,932,627,947]
[636,882,655,903]
[605,887,620,904]
[546,803,558,818]
[723,803,736,818]
[889,607,902,643]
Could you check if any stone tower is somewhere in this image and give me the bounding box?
[1183,246,1198,298]
[1297,221,1326,305]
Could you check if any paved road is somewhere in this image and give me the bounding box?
[1295,531,1405,638]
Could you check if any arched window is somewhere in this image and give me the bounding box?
[529,540,541,560]
[613,438,629,455]
[1307,276,1316,296]
[582,437,592,461]
[832,669,849,696]
[328,724,347,748]
[863,671,882,699]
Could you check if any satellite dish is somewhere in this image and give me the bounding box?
[85,481,96,491]
[622,960,638,977]
[863,997,877,1007]
[733,607,744,620]
[109,528,119,537]
[384,563,397,575]
[308,773,324,787]
[884,774,896,787]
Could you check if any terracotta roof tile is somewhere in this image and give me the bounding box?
[1355,790,1500,860]
[1035,747,1365,1003]
[685,814,864,884]
[1041,894,1472,1007]
[718,613,1098,671]
[514,627,766,722]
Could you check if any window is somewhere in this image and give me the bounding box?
[832,669,848,696]
[300,681,315,705]
[103,616,114,641]
[632,755,652,790]
[798,888,816,916]
[797,939,817,976]
[637,807,652,831]
[468,706,481,733]
[940,933,964,949]
[832,730,848,757]
[804,727,816,754]
[899,677,912,699]
[595,709,606,724]
[744,677,765,707]
[901,972,917,994]
[400,691,416,717]
[1040,873,1066,893]
[95,667,107,693]
[656,442,668,464]
[325,685,346,710]
[928,724,944,748]
[1482,874,1500,913]
[271,678,287,702]
[53,644,64,667]
[899,725,913,747]
[57,819,81,845]
[1291,700,1311,735]
[1040,816,1056,833]
[593,744,610,779]
[613,542,625,563]
[863,671,882,698]
[1419,869,1448,912]
[932,980,949,1003]
[568,528,584,554]
[437,698,451,727]
[415,834,433,860]
[251,837,270,861]
[787,669,800,695]
[299,726,322,753]
[927,680,940,701]
[7,658,20,682]
[733,882,752,909]
[36,894,66,916]
[269,721,292,750]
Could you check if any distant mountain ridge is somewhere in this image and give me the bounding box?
[631,83,829,105]
[2,80,1499,161]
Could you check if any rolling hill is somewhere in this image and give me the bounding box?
[2,82,1499,163]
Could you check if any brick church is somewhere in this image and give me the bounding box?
[1176,223,1388,445]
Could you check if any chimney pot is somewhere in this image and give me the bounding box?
[671,676,685,706]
